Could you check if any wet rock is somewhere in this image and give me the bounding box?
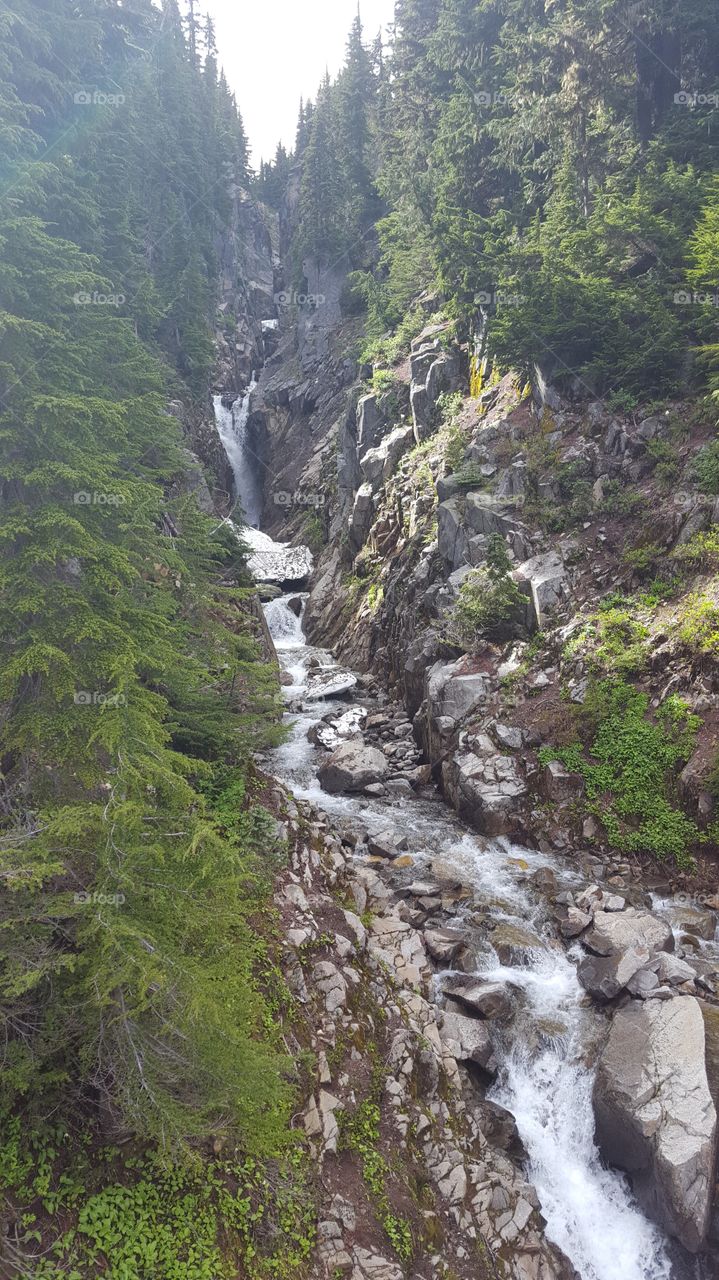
[368,831,409,860]
[559,907,593,938]
[490,922,543,965]
[593,997,717,1251]
[309,705,367,749]
[424,928,469,965]
[673,907,718,943]
[318,741,389,794]
[441,976,514,1020]
[583,909,674,958]
[475,1100,527,1161]
[440,1009,497,1073]
[578,946,651,1001]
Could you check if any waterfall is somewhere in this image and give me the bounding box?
[212,374,260,526]
[264,594,306,647]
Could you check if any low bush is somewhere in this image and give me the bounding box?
[540,681,701,867]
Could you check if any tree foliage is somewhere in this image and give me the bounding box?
[0,0,290,1155]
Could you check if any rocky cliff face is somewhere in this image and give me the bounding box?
[266,313,718,878]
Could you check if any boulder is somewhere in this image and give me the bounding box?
[475,1100,526,1160]
[578,946,651,1001]
[426,659,489,724]
[424,927,469,965]
[305,669,359,701]
[440,1009,497,1073]
[515,551,568,627]
[583,909,673,958]
[442,750,527,837]
[593,997,718,1251]
[490,922,543,966]
[541,759,584,803]
[318,741,389,794]
[442,976,514,1020]
[368,831,409,860]
[559,907,593,939]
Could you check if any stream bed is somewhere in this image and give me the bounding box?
[261,591,701,1280]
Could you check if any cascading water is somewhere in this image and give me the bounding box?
[211,390,313,582]
[212,375,260,525]
[260,593,699,1280]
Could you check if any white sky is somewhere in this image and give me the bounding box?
[203,0,396,165]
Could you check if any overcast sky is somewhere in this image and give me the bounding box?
[203,0,396,165]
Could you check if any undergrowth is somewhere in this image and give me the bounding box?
[539,681,701,867]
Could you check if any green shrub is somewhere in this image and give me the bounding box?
[691,440,719,494]
[677,592,719,654]
[540,681,701,867]
[672,525,719,568]
[445,535,526,649]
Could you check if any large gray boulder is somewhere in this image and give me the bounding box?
[318,741,389,794]
[578,946,651,1001]
[442,746,527,837]
[439,1009,497,1073]
[425,659,489,723]
[514,551,568,627]
[442,975,514,1021]
[593,997,718,1252]
[583,909,674,958]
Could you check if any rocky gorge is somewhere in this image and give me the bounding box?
[202,199,719,1279]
